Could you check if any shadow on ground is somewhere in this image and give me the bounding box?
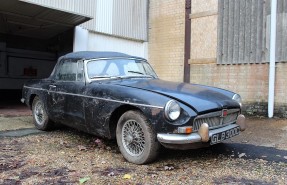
[46,126,287,164]
[1,116,286,164]
[157,143,287,163]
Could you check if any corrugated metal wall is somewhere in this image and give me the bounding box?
[275,0,287,62]
[217,0,266,64]
[22,0,148,41]
[88,33,147,58]
[217,0,287,64]
[113,0,147,41]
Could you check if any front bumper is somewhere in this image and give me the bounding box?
[157,114,246,145]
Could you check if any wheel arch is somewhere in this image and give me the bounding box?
[108,104,142,139]
[28,94,37,109]
[28,93,47,112]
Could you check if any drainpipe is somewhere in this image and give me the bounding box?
[268,0,277,118]
[183,0,191,83]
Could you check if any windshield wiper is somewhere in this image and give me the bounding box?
[127,71,145,75]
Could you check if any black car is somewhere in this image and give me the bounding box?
[21,51,246,164]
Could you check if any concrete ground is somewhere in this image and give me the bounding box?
[0,101,32,130]
[229,117,287,150]
[0,102,44,136]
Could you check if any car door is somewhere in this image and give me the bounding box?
[48,59,87,130]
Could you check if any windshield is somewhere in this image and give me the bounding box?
[86,58,158,79]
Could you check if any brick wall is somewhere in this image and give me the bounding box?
[274,62,287,117]
[189,0,287,118]
[190,62,287,118]
[148,0,287,117]
[148,0,185,82]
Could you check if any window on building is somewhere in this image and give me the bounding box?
[217,0,287,64]
[217,0,266,64]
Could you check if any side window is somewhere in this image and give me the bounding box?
[76,61,84,81]
[55,60,84,82]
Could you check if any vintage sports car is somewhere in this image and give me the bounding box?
[21,51,246,164]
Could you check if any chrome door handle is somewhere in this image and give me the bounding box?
[49,85,56,88]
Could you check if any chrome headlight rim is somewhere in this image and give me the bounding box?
[232,94,242,107]
[164,100,181,121]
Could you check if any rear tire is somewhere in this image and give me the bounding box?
[116,110,160,164]
[32,96,53,130]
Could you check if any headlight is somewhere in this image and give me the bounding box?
[164,100,181,121]
[232,94,242,106]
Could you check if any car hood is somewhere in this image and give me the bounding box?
[114,79,239,113]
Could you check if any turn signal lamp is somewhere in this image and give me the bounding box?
[178,126,193,134]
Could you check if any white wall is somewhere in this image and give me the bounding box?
[73,26,89,52]
[87,32,148,58]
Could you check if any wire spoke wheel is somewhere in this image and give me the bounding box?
[32,96,52,131]
[122,120,145,156]
[34,101,46,126]
[116,110,160,164]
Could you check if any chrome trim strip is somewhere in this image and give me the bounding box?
[86,57,146,61]
[195,109,240,119]
[157,124,240,144]
[24,86,163,109]
[226,108,240,114]
[84,57,148,83]
[196,110,222,119]
[20,98,25,103]
[23,86,45,91]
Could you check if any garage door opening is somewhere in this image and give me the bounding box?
[0,28,73,101]
[0,0,91,110]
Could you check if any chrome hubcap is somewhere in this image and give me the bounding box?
[34,101,45,125]
[122,120,145,156]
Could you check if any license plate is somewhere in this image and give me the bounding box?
[210,126,240,145]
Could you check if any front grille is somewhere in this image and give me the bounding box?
[193,109,239,132]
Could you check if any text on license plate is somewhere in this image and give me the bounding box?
[210,126,240,145]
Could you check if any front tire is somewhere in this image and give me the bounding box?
[32,96,53,130]
[116,110,160,164]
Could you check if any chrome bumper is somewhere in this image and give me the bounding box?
[20,98,25,104]
[157,114,246,145]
